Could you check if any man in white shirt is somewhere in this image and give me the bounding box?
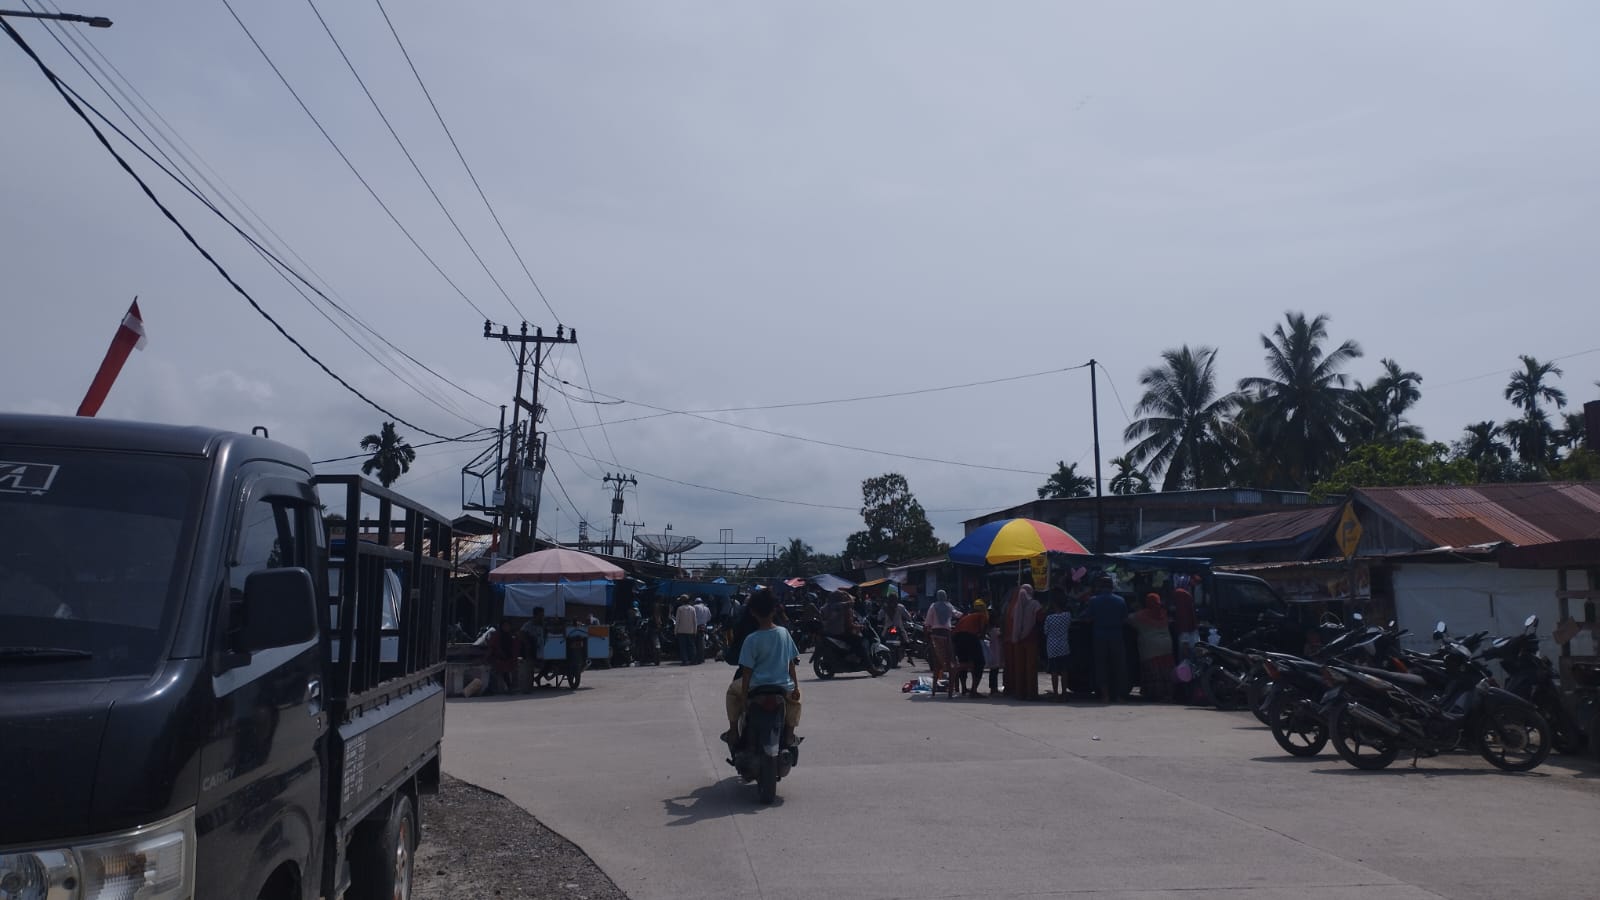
[692,597,712,663]
[674,596,699,665]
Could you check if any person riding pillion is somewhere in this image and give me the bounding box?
[722,590,802,747]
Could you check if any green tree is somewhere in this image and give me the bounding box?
[1037,460,1095,499]
[1553,448,1600,481]
[1310,440,1477,502]
[1351,358,1425,444]
[1108,455,1152,495]
[1122,345,1240,490]
[1237,312,1365,489]
[359,422,416,488]
[1555,411,1588,454]
[1503,410,1556,469]
[1504,355,1566,415]
[777,538,813,575]
[1454,420,1513,481]
[844,473,943,563]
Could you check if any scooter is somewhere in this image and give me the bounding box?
[811,621,892,679]
[727,686,800,804]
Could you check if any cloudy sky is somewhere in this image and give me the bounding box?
[4,1,1598,556]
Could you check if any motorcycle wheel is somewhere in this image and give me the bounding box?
[1203,666,1247,712]
[757,754,778,804]
[869,650,891,677]
[812,654,835,680]
[1328,705,1400,770]
[1476,705,1552,772]
[1269,692,1328,757]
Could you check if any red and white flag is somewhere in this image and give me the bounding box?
[76,298,148,417]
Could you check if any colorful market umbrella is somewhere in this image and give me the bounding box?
[948,518,1090,565]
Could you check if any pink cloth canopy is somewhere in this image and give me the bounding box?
[488,547,626,584]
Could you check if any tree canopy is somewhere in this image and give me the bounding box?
[845,473,944,563]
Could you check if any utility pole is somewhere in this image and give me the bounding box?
[1089,359,1104,554]
[484,320,577,560]
[623,520,645,557]
[604,472,637,557]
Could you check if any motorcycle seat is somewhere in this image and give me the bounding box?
[1347,664,1427,687]
[749,684,788,697]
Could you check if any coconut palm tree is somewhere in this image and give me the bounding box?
[1503,410,1556,468]
[1122,345,1241,491]
[1367,358,1425,441]
[1108,456,1152,495]
[360,422,416,488]
[1236,312,1364,489]
[1456,420,1512,481]
[777,538,813,575]
[1555,411,1588,453]
[1037,461,1095,499]
[1504,355,1566,415]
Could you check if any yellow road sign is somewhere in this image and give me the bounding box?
[1336,503,1363,558]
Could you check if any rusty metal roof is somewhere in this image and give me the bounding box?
[1133,506,1339,554]
[1356,482,1600,549]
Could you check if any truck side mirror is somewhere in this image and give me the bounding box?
[241,567,319,653]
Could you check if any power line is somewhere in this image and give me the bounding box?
[545,439,995,513]
[553,362,1093,417]
[1096,360,1133,426]
[576,342,622,467]
[369,0,558,325]
[37,60,491,428]
[311,428,496,464]
[219,0,496,322]
[302,0,524,322]
[545,380,1049,476]
[0,17,469,440]
[1430,346,1600,392]
[22,11,500,418]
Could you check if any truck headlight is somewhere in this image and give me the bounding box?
[0,808,193,900]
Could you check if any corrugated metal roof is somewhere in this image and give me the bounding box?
[1358,482,1600,549]
[1132,506,1339,553]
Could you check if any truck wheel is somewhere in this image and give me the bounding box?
[351,795,415,900]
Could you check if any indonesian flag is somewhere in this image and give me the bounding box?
[76,299,148,417]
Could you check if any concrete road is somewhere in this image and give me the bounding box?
[444,661,1600,900]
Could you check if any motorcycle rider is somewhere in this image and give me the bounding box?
[823,589,871,664]
[721,589,801,747]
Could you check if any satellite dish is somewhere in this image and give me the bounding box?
[635,533,702,555]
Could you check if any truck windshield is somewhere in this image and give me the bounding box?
[0,448,204,680]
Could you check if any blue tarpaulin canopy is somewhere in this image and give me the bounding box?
[500,580,613,617]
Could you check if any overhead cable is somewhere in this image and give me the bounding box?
[303,0,525,322]
[220,0,496,322]
[370,0,559,325]
[29,28,499,417]
[0,18,469,440]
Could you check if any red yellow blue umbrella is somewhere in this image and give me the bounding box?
[948,518,1090,565]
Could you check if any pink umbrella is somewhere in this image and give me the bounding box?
[488,547,626,584]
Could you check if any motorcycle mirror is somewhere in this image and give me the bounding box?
[1524,614,1538,632]
[1433,621,1447,640]
[1351,612,1364,623]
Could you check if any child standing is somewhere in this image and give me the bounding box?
[1044,600,1073,700]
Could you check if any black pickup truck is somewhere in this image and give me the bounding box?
[0,414,449,899]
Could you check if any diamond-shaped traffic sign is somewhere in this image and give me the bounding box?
[1336,503,1363,558]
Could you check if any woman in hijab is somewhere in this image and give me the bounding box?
[1002,584,1043,700]
[1127,593,1174,702]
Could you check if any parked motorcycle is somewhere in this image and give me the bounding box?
[811,621,892,679]
[1483,615,1588,754]
[1323,620,1552,772]
[726,685,801,804]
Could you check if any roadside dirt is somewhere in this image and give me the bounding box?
[415,775,628,900]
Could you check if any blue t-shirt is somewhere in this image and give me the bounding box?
[739,625,799,692]
[1088,592,1128,638]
